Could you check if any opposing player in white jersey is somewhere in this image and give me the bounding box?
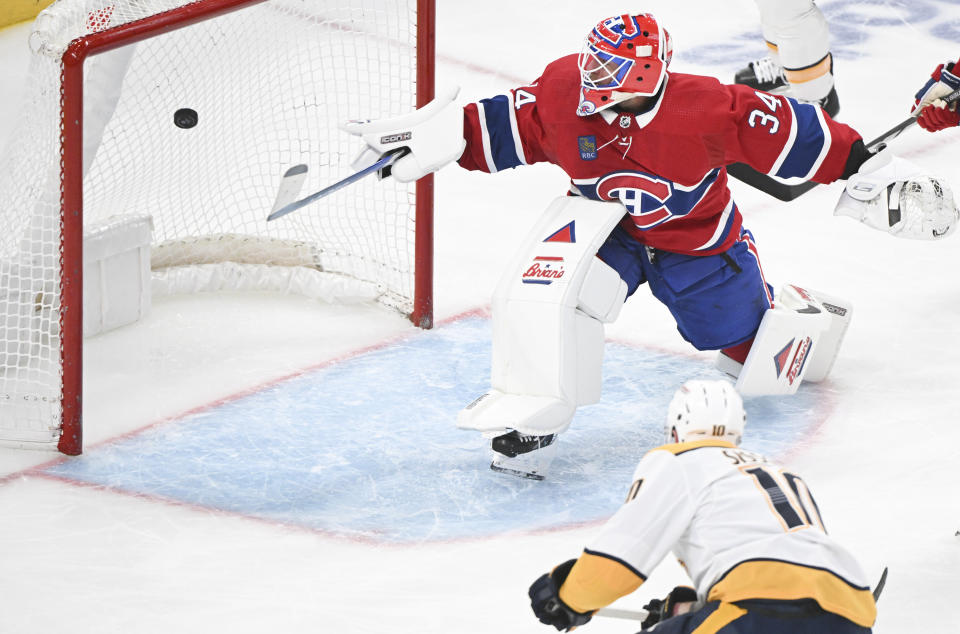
[528,380,877,633]
[735,0,838,117]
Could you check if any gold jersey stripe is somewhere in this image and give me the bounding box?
[784,54,833,84]
[558,552,645,613]
[691,602,748,633]
[708,560,876,627]
[650,439,736,456]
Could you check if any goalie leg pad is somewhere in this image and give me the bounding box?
[578,257,628,323]
[456,196,627,436]
[729,284,849,396]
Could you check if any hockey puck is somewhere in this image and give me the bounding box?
[174,108,198,129]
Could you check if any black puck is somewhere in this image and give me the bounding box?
[174,108,198,129]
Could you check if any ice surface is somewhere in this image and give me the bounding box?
[2,1,960,633]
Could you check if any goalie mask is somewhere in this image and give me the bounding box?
[665,380,745,445]
[577,13,673,116]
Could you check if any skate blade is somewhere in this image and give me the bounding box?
[489,441,557,481]
[490,461,546,481]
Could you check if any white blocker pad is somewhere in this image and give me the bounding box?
[732,284,851,396]
[457,196,627,436]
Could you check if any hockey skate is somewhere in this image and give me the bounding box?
[489,430,558,481]
[734,57,788,93]
[735,57,839,118]
[802,86,840,118]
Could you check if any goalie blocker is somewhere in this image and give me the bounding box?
[718,284,852,396]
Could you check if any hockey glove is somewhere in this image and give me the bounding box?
[834,149,959,240]
[341,86,466,183]
[528,559,594,631]
[917,100,960,132]
[639,586,699,630]
[912,59,960,115]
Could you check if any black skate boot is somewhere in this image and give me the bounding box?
[734,56,788,93]
[812,86,840,118]
[490,430,558,480]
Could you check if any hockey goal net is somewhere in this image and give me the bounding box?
[0,0,435,455]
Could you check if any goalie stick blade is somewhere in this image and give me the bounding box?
[270,164,308,215]
[267,151,403,222]
[727,163,818,201]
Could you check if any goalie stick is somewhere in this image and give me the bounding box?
[729,87,960,202]
[595,566,889,625]
[266,149,406,222]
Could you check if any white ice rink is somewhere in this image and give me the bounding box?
[2,1,960,632]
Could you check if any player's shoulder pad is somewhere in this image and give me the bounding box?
[544,54,581,80]
[648,438,737,457]
[665,72,728,99]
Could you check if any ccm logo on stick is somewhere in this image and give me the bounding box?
[380,131,412,143]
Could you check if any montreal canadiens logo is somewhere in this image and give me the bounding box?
[596,172,679,229]
[522,256,565,285]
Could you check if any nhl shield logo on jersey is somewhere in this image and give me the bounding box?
[578,136,597,160]
[522,256,566,285]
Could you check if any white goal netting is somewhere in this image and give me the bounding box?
[0,0,425,450]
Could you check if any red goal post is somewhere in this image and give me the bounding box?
[0,0,436,455]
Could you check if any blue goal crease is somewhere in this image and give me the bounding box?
[45,315,828,543]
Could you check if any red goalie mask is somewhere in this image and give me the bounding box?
[577,13,673,116]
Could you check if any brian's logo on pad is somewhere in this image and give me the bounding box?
[522,256,565,285]
[578,136,597,160]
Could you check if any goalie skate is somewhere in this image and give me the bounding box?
[489,431,558,481]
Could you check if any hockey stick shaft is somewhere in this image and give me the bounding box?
[267,150,404,222]
[867,86,960,150]
[595,606,649,621]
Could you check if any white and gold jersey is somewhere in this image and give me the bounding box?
[558,439,876,628]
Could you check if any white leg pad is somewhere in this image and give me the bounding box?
[799,288,853,383]
[457,390,575,436]
[578,257,628,323]
[733,284,836,396]
[456,196,626,436]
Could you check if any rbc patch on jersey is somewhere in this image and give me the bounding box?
[578,136,597,160]
[522,256,566,285]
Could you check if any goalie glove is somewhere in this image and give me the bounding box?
[835,149,959,240]
[341,86,466,183]
[528,559,594,632]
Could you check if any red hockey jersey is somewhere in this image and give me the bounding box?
[458,54,862,255]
